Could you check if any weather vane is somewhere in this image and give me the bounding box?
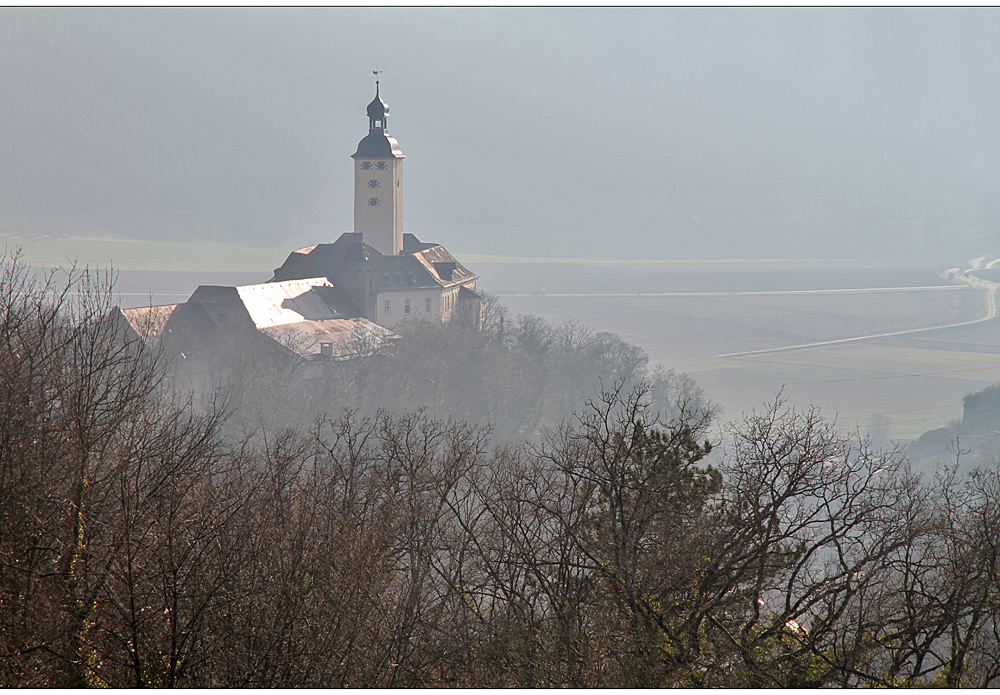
[373,66,382,91]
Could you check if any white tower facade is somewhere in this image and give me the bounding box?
[351,82,405,256]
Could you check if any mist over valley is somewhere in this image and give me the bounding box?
[8,8,1000,687]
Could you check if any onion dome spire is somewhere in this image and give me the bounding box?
[367,69,389,131]
[352,70,404,159]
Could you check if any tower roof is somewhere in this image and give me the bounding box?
[367,91,389,122]
[352,132,405,159]
[353,81,405,159]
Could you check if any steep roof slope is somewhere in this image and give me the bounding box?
[270,232,479,299]
[233,277,395,359]
[115,276,395,363]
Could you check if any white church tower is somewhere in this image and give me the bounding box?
[351,74,405,256]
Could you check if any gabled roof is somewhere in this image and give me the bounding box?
[117,276,396,363]
[458,285,482,300]
[403,233,436,253]
[260,318,393,361]
[119,304,178,345]
[270,232,478,294]
[409,244,477,287]
[236,278,359,327]
[272,233,378,283]
[229,277,396,358]
[223,277,395,359]
[370,253,443,292]
[159,300,233,362]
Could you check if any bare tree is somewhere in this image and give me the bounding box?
[9,249,1000,688]
[0,252,166,685]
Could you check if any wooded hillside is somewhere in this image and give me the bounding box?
[3,253,1000,687]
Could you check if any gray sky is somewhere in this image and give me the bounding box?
[2,7,1000,260]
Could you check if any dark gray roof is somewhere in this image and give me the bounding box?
[159,300,238,362]
[271,233,380,282]
[157,278,392,362]
[270,232,478,299]
[403,233,436,252]
[367,93,389,121]
[370,253,442,292]
[410,243,478,286]
[352,130,405,159]
[458,285,482,301]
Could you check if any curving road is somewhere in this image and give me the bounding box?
[718,265,999,359]
[502,286,966,299]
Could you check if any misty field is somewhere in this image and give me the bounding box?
[694,343,1000,439]
[496,286,983,361]
[30,249,1000,442]
[483,261,1000,441]
[107,256,1000,442]
[473,258,956,295]
[1,232,288,274]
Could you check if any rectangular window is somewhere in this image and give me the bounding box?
[404,299,411,314]
[384,300,391,316]
[425,298,431,313]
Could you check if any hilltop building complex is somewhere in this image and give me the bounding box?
[271,82,482,329]
[115,81,482,393]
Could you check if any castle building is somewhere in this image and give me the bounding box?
[114,276,397,413]
[270,81,482,329]
[110,78,479,408]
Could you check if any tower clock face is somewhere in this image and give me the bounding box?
[360,161,373,170]
[368,197,380,206]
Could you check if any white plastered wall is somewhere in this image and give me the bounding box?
[374,288,444,328]
[354,157,403,256]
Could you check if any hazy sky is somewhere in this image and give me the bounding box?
[2,7,1000,260]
